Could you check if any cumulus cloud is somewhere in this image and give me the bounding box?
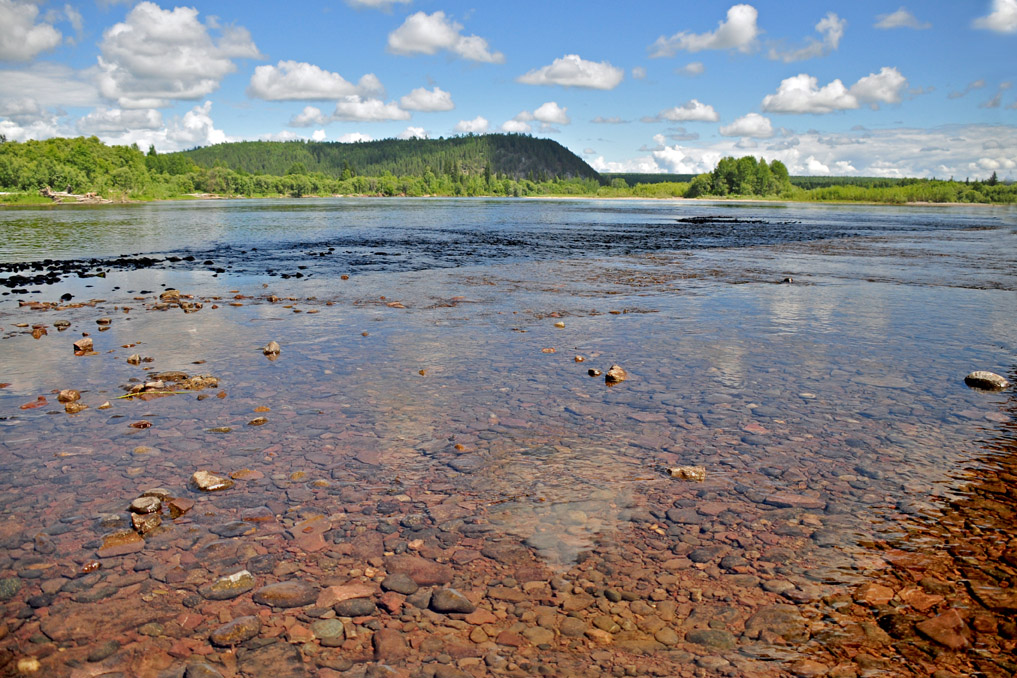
[677,62,705,76]
[768,12,845,62]
[0,0,63,61]
[654,99,720,122]
[399,86,454,111]
[69,100,232,152]
[631,66,647,79]
[948,79,986,99]
[650,4,759,57]
[517,54,624,90]
[719,112,774,138]
[332,96,410,121]
[0,62,100,108]
[532,101,570,124]
[77,107,164,135]
[289,105,329,128]
[248,61,383,101]
[973,0,1017,33]
[97,2,261,108]
[337,132,373,143]
[875,7,931,29]
[388,11,503,63]
[501,119,531,133]
[397,126,427,139]
[454,116,488,134]
[762,67,908,113]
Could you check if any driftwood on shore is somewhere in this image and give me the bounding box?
[40,186,114,204]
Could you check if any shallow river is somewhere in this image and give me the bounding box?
[0,198,1015,678]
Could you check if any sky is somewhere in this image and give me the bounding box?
[0,0,1015,179]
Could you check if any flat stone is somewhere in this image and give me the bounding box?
[763,492,826,510]
[185,662,225,678]
[385,554,453,586]
[41,602,174,643]
[685,628,736,649]
[190,470,234,492]
[253,581,317,608]
[430,588,475,614]
[522,626,555,645]
[210,615,261,647]
[381,572,418,595]
[310,619,345,647]
[200,570,255,601]
[373,628,408,661]
[335,598,376,617]
[853,583,895,607]
[318,582,376,607]
[97,530,145,557]
[969,583,1017,613]
[964,371,1009,391]
[915,609,970,650]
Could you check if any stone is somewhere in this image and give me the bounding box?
[560,617,587,637]
[310,619,345,647]
[262,341,281,357]
[318,582,376,607]
[522,626,555,645]
[430,588,475,614]
[73,337,93,353]
[373,628,408,661]
[763,492,826,510]
[97,530,145,557]
[57,389,80,403]
[685,628,736,649]
[916,609,970,650]
[130,496,162,514]
[789,659,830,677]
[335,597,376,617]
[209,615,261,647]
[667,466,706,481]
[0,577,21,601]
[381,572,418,595]
[964,371,1009,391]
[190,470,234,492]
[253,581,317,608]
[605,365,627,384]
[385,554,453,585]
[853,583,895,607]
[131,512,161,535]
[168,497,195,518]
[200,570,255,600]
[185,662,225,678]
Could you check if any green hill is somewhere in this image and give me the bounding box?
[173,134,602,182]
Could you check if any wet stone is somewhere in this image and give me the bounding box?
[200,570,255,600]
[0,577,22,601]
[190,470,234,492]
[335,597,376,617]
[964,371,1009,391]
[685,628,737,649]
[743,604,810,643]
[430,588,475,614]
[310,619,345,647]
[211,521,256,538]
[87,639,120,662]
[253,580,317,608]
[185,662,225,678]
[210,615,261,647]
[915,609,970,650]
[381,572,419,595]
[97,530,145,557]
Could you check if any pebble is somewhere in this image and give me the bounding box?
[963,370,1009,390]
[200,570,255,600]
[605,365,628,384]
[252,580,317,608]
[209,615,261,647]
[430,588,475,614]
[129,496,162,514]
[190,470,235,492]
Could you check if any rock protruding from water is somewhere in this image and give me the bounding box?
[605,365,628,384]
[190,471,234,492]
[262,341,281,359]
[667,466,706,481]
[964,371,1009,391]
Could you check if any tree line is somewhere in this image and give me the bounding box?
[1,136,1014,205]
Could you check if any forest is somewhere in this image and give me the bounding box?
[1,135,1014,205]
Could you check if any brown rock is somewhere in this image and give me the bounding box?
[605,365,627,384]
[168,497,194,518]
[853,583,895,607]
[73,338,93,353]
[317,582,376,607]
[915,609,970,650]
[209,615,261,647]
[190,470,234,492]
[252,580,317,608]
[57,389,80,403]
[385,554,453,586]
[97,530,145,557]
[964,371,1009,390]
[373,628,408,661]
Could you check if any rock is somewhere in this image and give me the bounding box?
[73,337,93,353]
[131,512,161,535]
[317,581,376,607]
[385,554,453,585]
[87,640,120,662]
[200,570,255,600]
[97,530,145,557]
[262,341,281,357]
[373,628,408,661]
[185,662,225,678]
[667,466,706,481]
[916,609,970,649]
[523,626,555,645]
[190,470,234,492]
[685,628,736,649]
[252,581,317,608]
[248,416,268,426]
[560,617,587,637]
[160,289,181,301]
[588,368,602,377]
[130,496,162,514]
[381,572,419,595]
[0,577,21,601]
[209,615,261,647]
[168,497,195,518]
[127,354,141,365]
[64,401,87,414]
[310,619,345,647]
[788,659,830,677]
[430,588,475,614]
[853,583,894,607]
[763,492,826,510]
[964,371,1009,391]
[605,365,627,384]
[335,598,377,617]
[57,389,80,403]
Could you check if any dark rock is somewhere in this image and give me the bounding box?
[252,581,317,608]
[209,615,261,647]
[335,598,377,617]
[685,628,736,649]
[381,572,418,595]
[430,588,475,614]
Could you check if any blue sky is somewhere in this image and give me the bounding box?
[1,0,1015,178]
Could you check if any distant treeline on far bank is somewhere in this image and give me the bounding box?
[1,134,1014,205]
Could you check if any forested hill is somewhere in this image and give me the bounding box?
[172,134,602,182]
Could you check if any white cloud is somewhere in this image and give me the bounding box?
[719,112,774,138]
[805,156,830,174]
[678,62,705,76]
[980,81,1013,108]
[973,0,1017,33]
[332,96,410,122]
[388,11,503,63]
[97,2,261,108]
[0,62,100,108]
[532,101,570,124]
[248,61,383,101]
[454,116,488,133]
[769,12,845,62]
[501,119,531,133]
[345,0,411,9]
[64,5,84,34]
[77,107,164,135]
[851,66,908,106]
[311,129,326,141]
[875,7,931,30]
[762,68,908,114]
[592,116,628,124]
[289,105,329,128]
[397,126,427,139]
[337,132,372,143]
[0,0,63,61]
[657,99,720,122]
[259,129,301,142]
[631,66,647,79]
[650,4,759,57]
[517,54,624,90]
[399,86,454,111]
